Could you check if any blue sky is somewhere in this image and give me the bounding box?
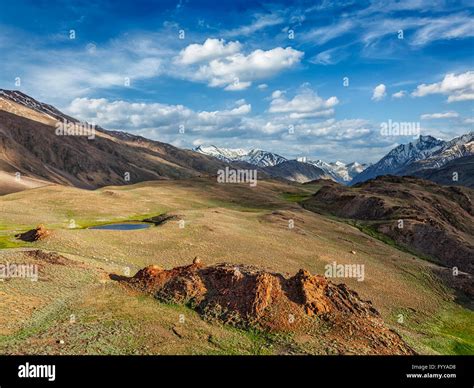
[0,0,473,163]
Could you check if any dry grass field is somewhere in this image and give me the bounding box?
[0,178,472,354]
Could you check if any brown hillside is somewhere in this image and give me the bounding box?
[302,176,474,273]
[0,108,231,190]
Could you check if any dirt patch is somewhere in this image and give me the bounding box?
[23,250,72,266]
[101,190,121,197]
[15,224,51,242]
[115,259,414,355]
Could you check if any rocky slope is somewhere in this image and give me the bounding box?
[351,135,445,184]
[401,132,473,175]
[302,176,474,274]
[0,90,236,192]
[412,155,474,188]
[119,259,414,355]
[351,133,473,185]
[262,160,331,183]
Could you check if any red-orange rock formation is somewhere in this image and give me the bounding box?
[120,260,414,355]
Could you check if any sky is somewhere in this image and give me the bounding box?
[0,0,473,163]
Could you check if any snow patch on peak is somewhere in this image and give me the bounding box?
[307,159,367,183]
[194,145,287,167]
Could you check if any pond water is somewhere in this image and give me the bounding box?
[89,222,151,230]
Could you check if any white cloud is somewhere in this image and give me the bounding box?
[412,71,474,102]
[372,84,386,101]
[66,97,251,132]
[224,14,284,37]
[302,20,354,45]
[0,32,169,105]
[271,90,284,99]
[175,38,242,65]
[63,94,383,164]
[181,45,303,90]
[420,111,459,120]
[224,81,252,91]
[392,90,406,99]
[411,14,474,46]
[309,46,350,65]
[269,88,339,118]
[257,83,268,90]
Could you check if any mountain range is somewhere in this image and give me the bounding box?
[351,133,474,186]
[307,159,367,183]
[194,145,366,184]
[0,89,472,193]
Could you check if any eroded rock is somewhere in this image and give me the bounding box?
[118,260,414,355]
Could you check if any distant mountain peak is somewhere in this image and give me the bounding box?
[194,145,287,167]
[351,132,473,185]
[307,159,366,183]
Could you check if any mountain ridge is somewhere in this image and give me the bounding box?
[195,144,366,183]
[0,89,239,193]
[351,133,473,185]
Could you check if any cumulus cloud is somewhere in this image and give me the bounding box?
[66,87,366,156]
[66,97,251,133]
[412,71,474,102]
[269,88,339,119]
[64,93,384,164]
[392,90,406,99]
[271,90,284,99]
[372,84,386,101]
[420,111,459,120]
[176,41,303,91]
[175,38,242,65]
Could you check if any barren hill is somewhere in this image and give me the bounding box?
[411,155,474,188]
[0,90,235,193]
[302,176,474,274]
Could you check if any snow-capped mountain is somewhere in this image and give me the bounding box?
[401,132,473,173]
[308,160,367,183]
[195,145,366,183]
[194,145,287,167]
[351,135,446,185]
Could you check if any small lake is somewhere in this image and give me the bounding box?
[89,222,151,230]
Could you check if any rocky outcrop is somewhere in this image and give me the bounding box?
[119,260,414,355]
[15,224,51,242]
